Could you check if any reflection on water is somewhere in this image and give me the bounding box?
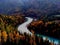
[36,34,60,45]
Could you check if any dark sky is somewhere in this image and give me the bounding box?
[0,0,60,16]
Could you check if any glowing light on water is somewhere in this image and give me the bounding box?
[37,34,60,45]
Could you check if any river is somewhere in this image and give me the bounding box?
[18,17,60,45]
[18,17,33,35]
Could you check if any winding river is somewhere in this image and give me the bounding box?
[18,17,33,35]
[18,17,60,45]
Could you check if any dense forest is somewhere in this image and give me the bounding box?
[0,14,25,33]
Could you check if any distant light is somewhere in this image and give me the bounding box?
[54,15,60,17]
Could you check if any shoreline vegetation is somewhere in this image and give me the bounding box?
[0,14,25,33]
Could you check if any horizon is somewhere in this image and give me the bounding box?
[0,0,60,17]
